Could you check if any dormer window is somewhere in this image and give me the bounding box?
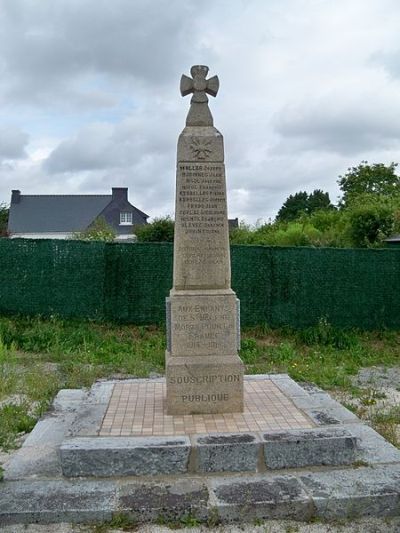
[120,212,133,225]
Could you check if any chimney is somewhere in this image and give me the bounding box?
[112,187,128,202]
[11,190,21,204]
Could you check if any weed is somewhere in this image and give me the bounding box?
[342,402,358,413]
[359,388,387,406]
[92,512,137,531]
[0,402,36,450]
[206,507,220,528]
[297,317,359,350]
[240,337,263,364]
[352,460,369,468]
[370,406,400,448]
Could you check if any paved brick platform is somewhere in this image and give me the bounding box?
[100,378,314,436]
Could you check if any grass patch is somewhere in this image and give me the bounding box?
[91,512,138,531]
[370,406,400,448]
[0,402,37,451]
[0,315,399,452]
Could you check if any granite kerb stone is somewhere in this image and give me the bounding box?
[305,406,360,426]
[117,479,209,522]
[0,479,117,525]
[346,423,400,464]
[299,464,400,520]
[192,432,260,473]
[209,474,314,522]
[263,427,358,469]
[60,436,191,477]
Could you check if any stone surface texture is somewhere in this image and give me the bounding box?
[60,436,190,477]
[193,432,260,473]
[263,427,358,469]
[166,65,244,415]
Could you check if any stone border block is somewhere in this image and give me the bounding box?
[300,465,400,520]
[0,480,116,525]
[60,436,191,477]
[346,423,400,464]
[118,479,209,522]
[193,432,260,473]
[305,406,360,425]
[210,475,313,522]
[263,427,358,469]
[52,389,89,412]
[270,375,310,397]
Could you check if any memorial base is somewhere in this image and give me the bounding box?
[165,352,244,415]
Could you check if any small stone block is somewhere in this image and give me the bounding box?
[60,436,190,477]
[263,428,358,469]
[211,475,313,522]
[0,480,116,525]
[193,433,259,473]
[300,465,400,519]
[118,479,209,522]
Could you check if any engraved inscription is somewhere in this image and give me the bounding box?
[177,163,226,235]
[182,393,229,403]
[169,374,240,384]
[172,302,236,352]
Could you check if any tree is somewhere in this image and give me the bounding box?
[0,203,9,236]
[135,216,174,242]
[307,189,334,213]
[276,191,308,222]
[73,217,116,242]
[346,201,394,248]
[276,189,334,222]
[338,161,400,207]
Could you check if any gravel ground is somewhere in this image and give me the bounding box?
[2,518,400,533]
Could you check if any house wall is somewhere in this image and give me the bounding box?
[10,232,137,241]
[10,232,73,239]
[98,188,147,236]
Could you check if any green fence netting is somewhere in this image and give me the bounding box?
[0,238,399,329]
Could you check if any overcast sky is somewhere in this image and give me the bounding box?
[1,0,400,223]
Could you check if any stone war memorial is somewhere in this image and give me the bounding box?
[166,65,244,415]
[1,66,400,528]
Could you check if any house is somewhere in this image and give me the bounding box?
[228,217,239,231]
[7,187,149,240]
[384,234,400,247]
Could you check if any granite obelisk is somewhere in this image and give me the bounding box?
[166,65,244,415]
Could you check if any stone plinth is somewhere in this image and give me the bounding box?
[166,354,244,415]
[166,65,244,414]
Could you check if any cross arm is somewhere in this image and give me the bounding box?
[206,75,219,97]
[180,74,194,97]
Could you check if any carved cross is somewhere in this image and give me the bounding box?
[180,65,219,104]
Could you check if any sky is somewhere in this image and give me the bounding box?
[1,0,400,223]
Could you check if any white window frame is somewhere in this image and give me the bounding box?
[120,211,133,225]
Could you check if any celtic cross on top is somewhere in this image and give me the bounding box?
[180,65,219,104]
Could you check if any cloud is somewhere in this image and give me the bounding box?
[272,77,400,155]
[0,0,209,107]
[2,0,400,222]
[43,103,178,174]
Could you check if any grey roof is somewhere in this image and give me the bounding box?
[8,195,112,233]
